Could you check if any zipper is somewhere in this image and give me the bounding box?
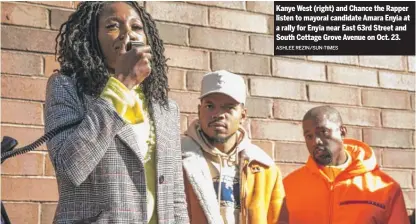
[240,160,249,224]
[328,183,334,224]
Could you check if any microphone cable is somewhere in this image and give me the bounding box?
[1,118,83,164]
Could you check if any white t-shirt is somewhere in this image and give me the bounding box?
[205,156,240,224]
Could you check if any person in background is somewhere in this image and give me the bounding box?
[45,2,189,223]
[181,70,287,224]
[282,105,409,224]
[409,209,415,224]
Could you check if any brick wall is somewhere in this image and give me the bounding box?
[1,1,415,223]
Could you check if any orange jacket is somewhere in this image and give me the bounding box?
[182,120,286,224]
[283,139,409,224]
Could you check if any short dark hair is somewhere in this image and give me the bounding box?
[303,106,343,125]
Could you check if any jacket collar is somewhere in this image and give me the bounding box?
[182,137,225,224]
[185,120,274,167]
[305,138,378,180]
[115,102,168,165]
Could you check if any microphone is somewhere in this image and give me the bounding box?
[1,136,18,155]
[126,41,145,51]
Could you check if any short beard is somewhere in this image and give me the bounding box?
[313,147,333,166]
[202,131,235,144]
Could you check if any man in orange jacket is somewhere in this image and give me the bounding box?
[181,70,287,224]
[283,105,409,224]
